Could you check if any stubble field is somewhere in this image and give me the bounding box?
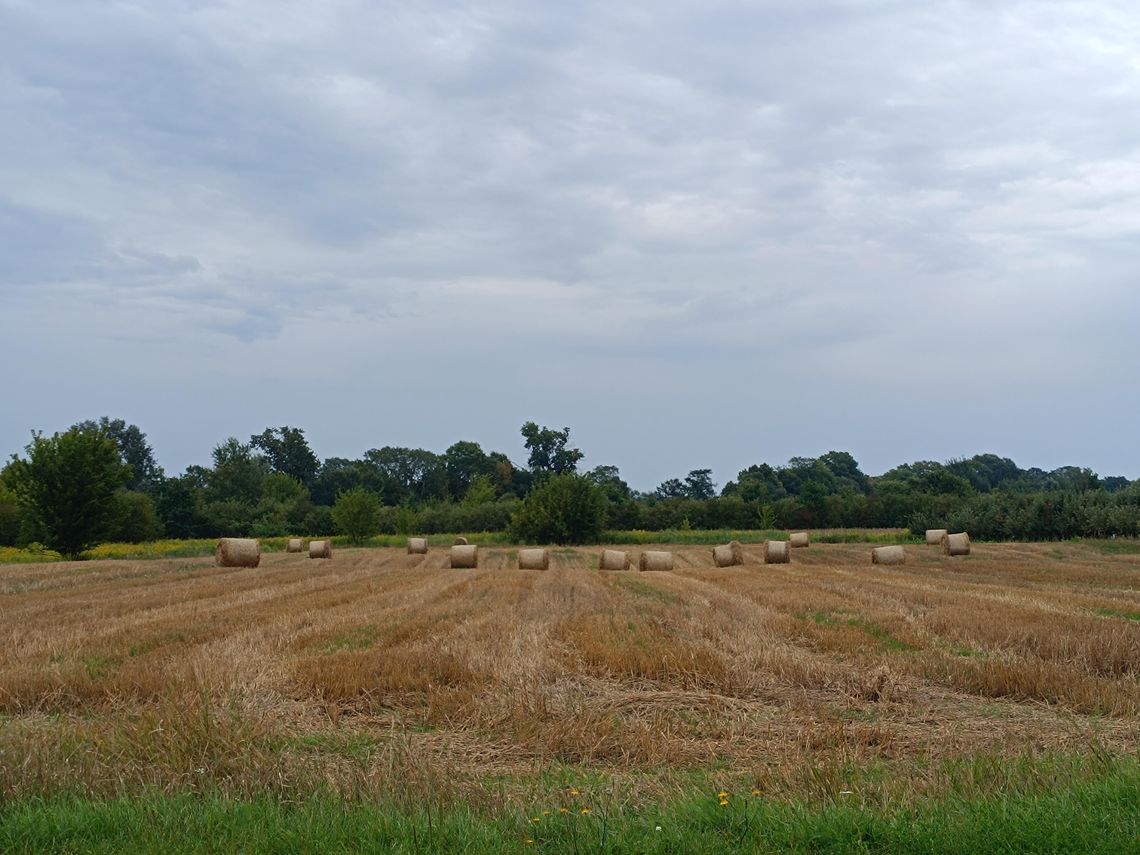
[2,540,1139,851]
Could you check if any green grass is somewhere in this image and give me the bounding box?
[1094,607,1140,622]
[612,573,682,605]
[2,758,1139,854]
[802,612,915,652]
[1086,539,1140,556]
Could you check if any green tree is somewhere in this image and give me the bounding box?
[520,422,583,477]
[72,417,164,494]
[109,491,164,543]
[461,474,497,507]
[444,440,494,499]
[0,480,23,546]
[6,428,131,558]
[250,426,320,486]
[509,473,606,544]
[683,469,717,500]
[331,487,382,544]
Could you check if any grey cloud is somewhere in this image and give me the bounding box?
[1,0,1138,482]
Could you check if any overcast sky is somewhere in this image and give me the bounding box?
[2,0,1138,490]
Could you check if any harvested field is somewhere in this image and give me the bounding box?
[1,541,1139,807]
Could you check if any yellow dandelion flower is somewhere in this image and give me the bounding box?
[717,791,729,798]
[542,810,550,816]
[525,839,533,845]
[580,808,591,815]
[570,788,580,796]
[751,789,761,796]
[532,817,540,823]
[559,807,569,814]
[719,799,729,807]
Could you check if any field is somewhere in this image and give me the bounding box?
[2,540,1140,852]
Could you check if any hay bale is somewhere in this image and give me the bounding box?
[639,551,674,572]
[407,537,428,555]
[943,532,971,556]
[309,540,332,559]
[215,538,260,568]
[453,536,469,546]
[712,541,744,567]
[925,529,948,546]
[789,532,810,548]
[518,548,550,570]
[762,540,790,564]
[872,545,906,565]
[599,549,631,571]
[285,538,304,554]
[449,544,478,568]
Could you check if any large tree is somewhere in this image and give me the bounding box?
[250,426,320,486]
[7,428,131,558]
[72,417,163,493]
[520,422,583,477]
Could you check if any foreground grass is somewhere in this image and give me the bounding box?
[3,760,1139,854]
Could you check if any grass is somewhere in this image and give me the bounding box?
[603,528,919,545]
[2,540,1140,850]
[2,756,1139,854]
[3,531,1133,565]
[1095,607,1140,622]
[0,530,928,564]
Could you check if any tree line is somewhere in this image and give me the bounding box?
[1,417,1137,557]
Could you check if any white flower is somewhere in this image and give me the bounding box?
[655,826,662,832]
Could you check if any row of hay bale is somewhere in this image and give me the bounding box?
[871,530,971,565]
[215,537,332,567]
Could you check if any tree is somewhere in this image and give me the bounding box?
[109,491,163,542]
[250,426,320,486]
[444,441,494,499]
[520,422,583,477]
[0,480,23,546]
[461,474,498,507]
[331,487,382,544]
[588,465,633,502]
[362,447,447,505]
[509,473,606,544]
[7,428,131,557]
[683,469,717,500]
[73,417,164,493]
[654,469,715,500]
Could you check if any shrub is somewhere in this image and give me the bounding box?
[509,474,606,544]
[331,487,382,544]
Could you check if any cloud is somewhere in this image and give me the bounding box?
[1,0,1138,484]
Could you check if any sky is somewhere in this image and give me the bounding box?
[2,0,1139,491]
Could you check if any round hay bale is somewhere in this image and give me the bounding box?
[449,544,478,568]
[216,538,260,568]
[407,537,428,555]
[712,541,744,567]
[453,536,469,546]
[762,540,790,564]
[789,532,810,548]
[639,551,674,572]
[518,548,550,570]
[599,549,631,571]
[925,529,948,546]
[285,538,304,554]
[309,540,332,559]
[943,532,971,556]
[872,545,906,565]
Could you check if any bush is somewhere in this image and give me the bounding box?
[331,487,382,544]
[509,474,606,545]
